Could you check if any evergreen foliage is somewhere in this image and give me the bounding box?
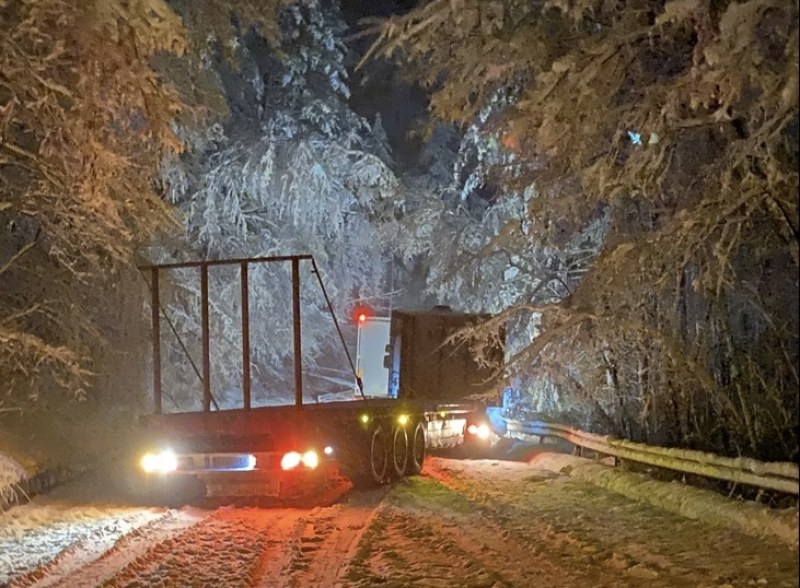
[151,0,401,406]
[1,0,797,463]
[0,0,185,405]
[372,0,799,459]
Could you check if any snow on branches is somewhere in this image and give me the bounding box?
[152,1,401,406]
[0,0,185,404]
[372,0,799,460]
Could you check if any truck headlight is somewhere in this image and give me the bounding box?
[140,449,178,474]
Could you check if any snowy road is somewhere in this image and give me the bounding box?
[1,456,797,587]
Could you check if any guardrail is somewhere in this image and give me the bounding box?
[505,418,799,495]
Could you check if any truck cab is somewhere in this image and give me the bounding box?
[356,307,503,448]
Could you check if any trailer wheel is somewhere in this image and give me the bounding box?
[407,421,426,476]
[368,425,389,484]
[390,425,409,479]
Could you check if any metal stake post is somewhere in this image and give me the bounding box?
[292,258,303,408]
[201,264,211,412]
[241,261,251,410]
[150,268,162,414]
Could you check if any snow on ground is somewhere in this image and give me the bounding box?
[351,456,798,587]
[0,481,386,587]
[528,452,800,548]
[0,452,797,587]
[0,501,167,585]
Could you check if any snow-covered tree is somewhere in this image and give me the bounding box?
[372,0,799,460]
[388,91,606,418]
[152,1,402,407]
[0,0,186,408]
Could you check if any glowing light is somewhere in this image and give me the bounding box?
[359,414,370,424]
[397,414,409,426]
[281,451,302,471]
[140,449,178,474]
[323,446,334,456]
[627,130,642,145]
[358,313,367,322]
[302,450,319,469]
[467,424,492,440]
[244,454,257,470]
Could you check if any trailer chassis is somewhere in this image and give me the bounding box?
[132,255,483,500]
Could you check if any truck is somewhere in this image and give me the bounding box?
[355,309,498,447]
[130,254,501,501]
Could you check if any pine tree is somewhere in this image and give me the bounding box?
[0,0,186,407]
[154,0,402,406]
[371,0,799,459]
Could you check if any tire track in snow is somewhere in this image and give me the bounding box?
[424,457,799,587]
[8,536,95,588]
[422,459,650,587]
[281,487,389,587]
[344,497,525,588]
[9,511,180,588]
[362,494,579,587]
[246,508,307,585]
[97,487,387,588]
[101,507,305,587]
[41,508,209,588]
[2,507,168,588]
[5,488,387,588]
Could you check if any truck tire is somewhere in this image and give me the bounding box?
[406,421,426,476]
[368,425,389,484]
[390,425,409,479]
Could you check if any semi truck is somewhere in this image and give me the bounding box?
[131,254,501,501]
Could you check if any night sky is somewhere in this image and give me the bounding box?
[340,0,430,169]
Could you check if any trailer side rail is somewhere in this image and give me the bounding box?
[139,254,361,414]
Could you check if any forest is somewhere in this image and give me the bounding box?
[0,0,797,463]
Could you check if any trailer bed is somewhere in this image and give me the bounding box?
[131,255,496,499]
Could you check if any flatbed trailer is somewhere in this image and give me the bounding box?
[132,255,498,500]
